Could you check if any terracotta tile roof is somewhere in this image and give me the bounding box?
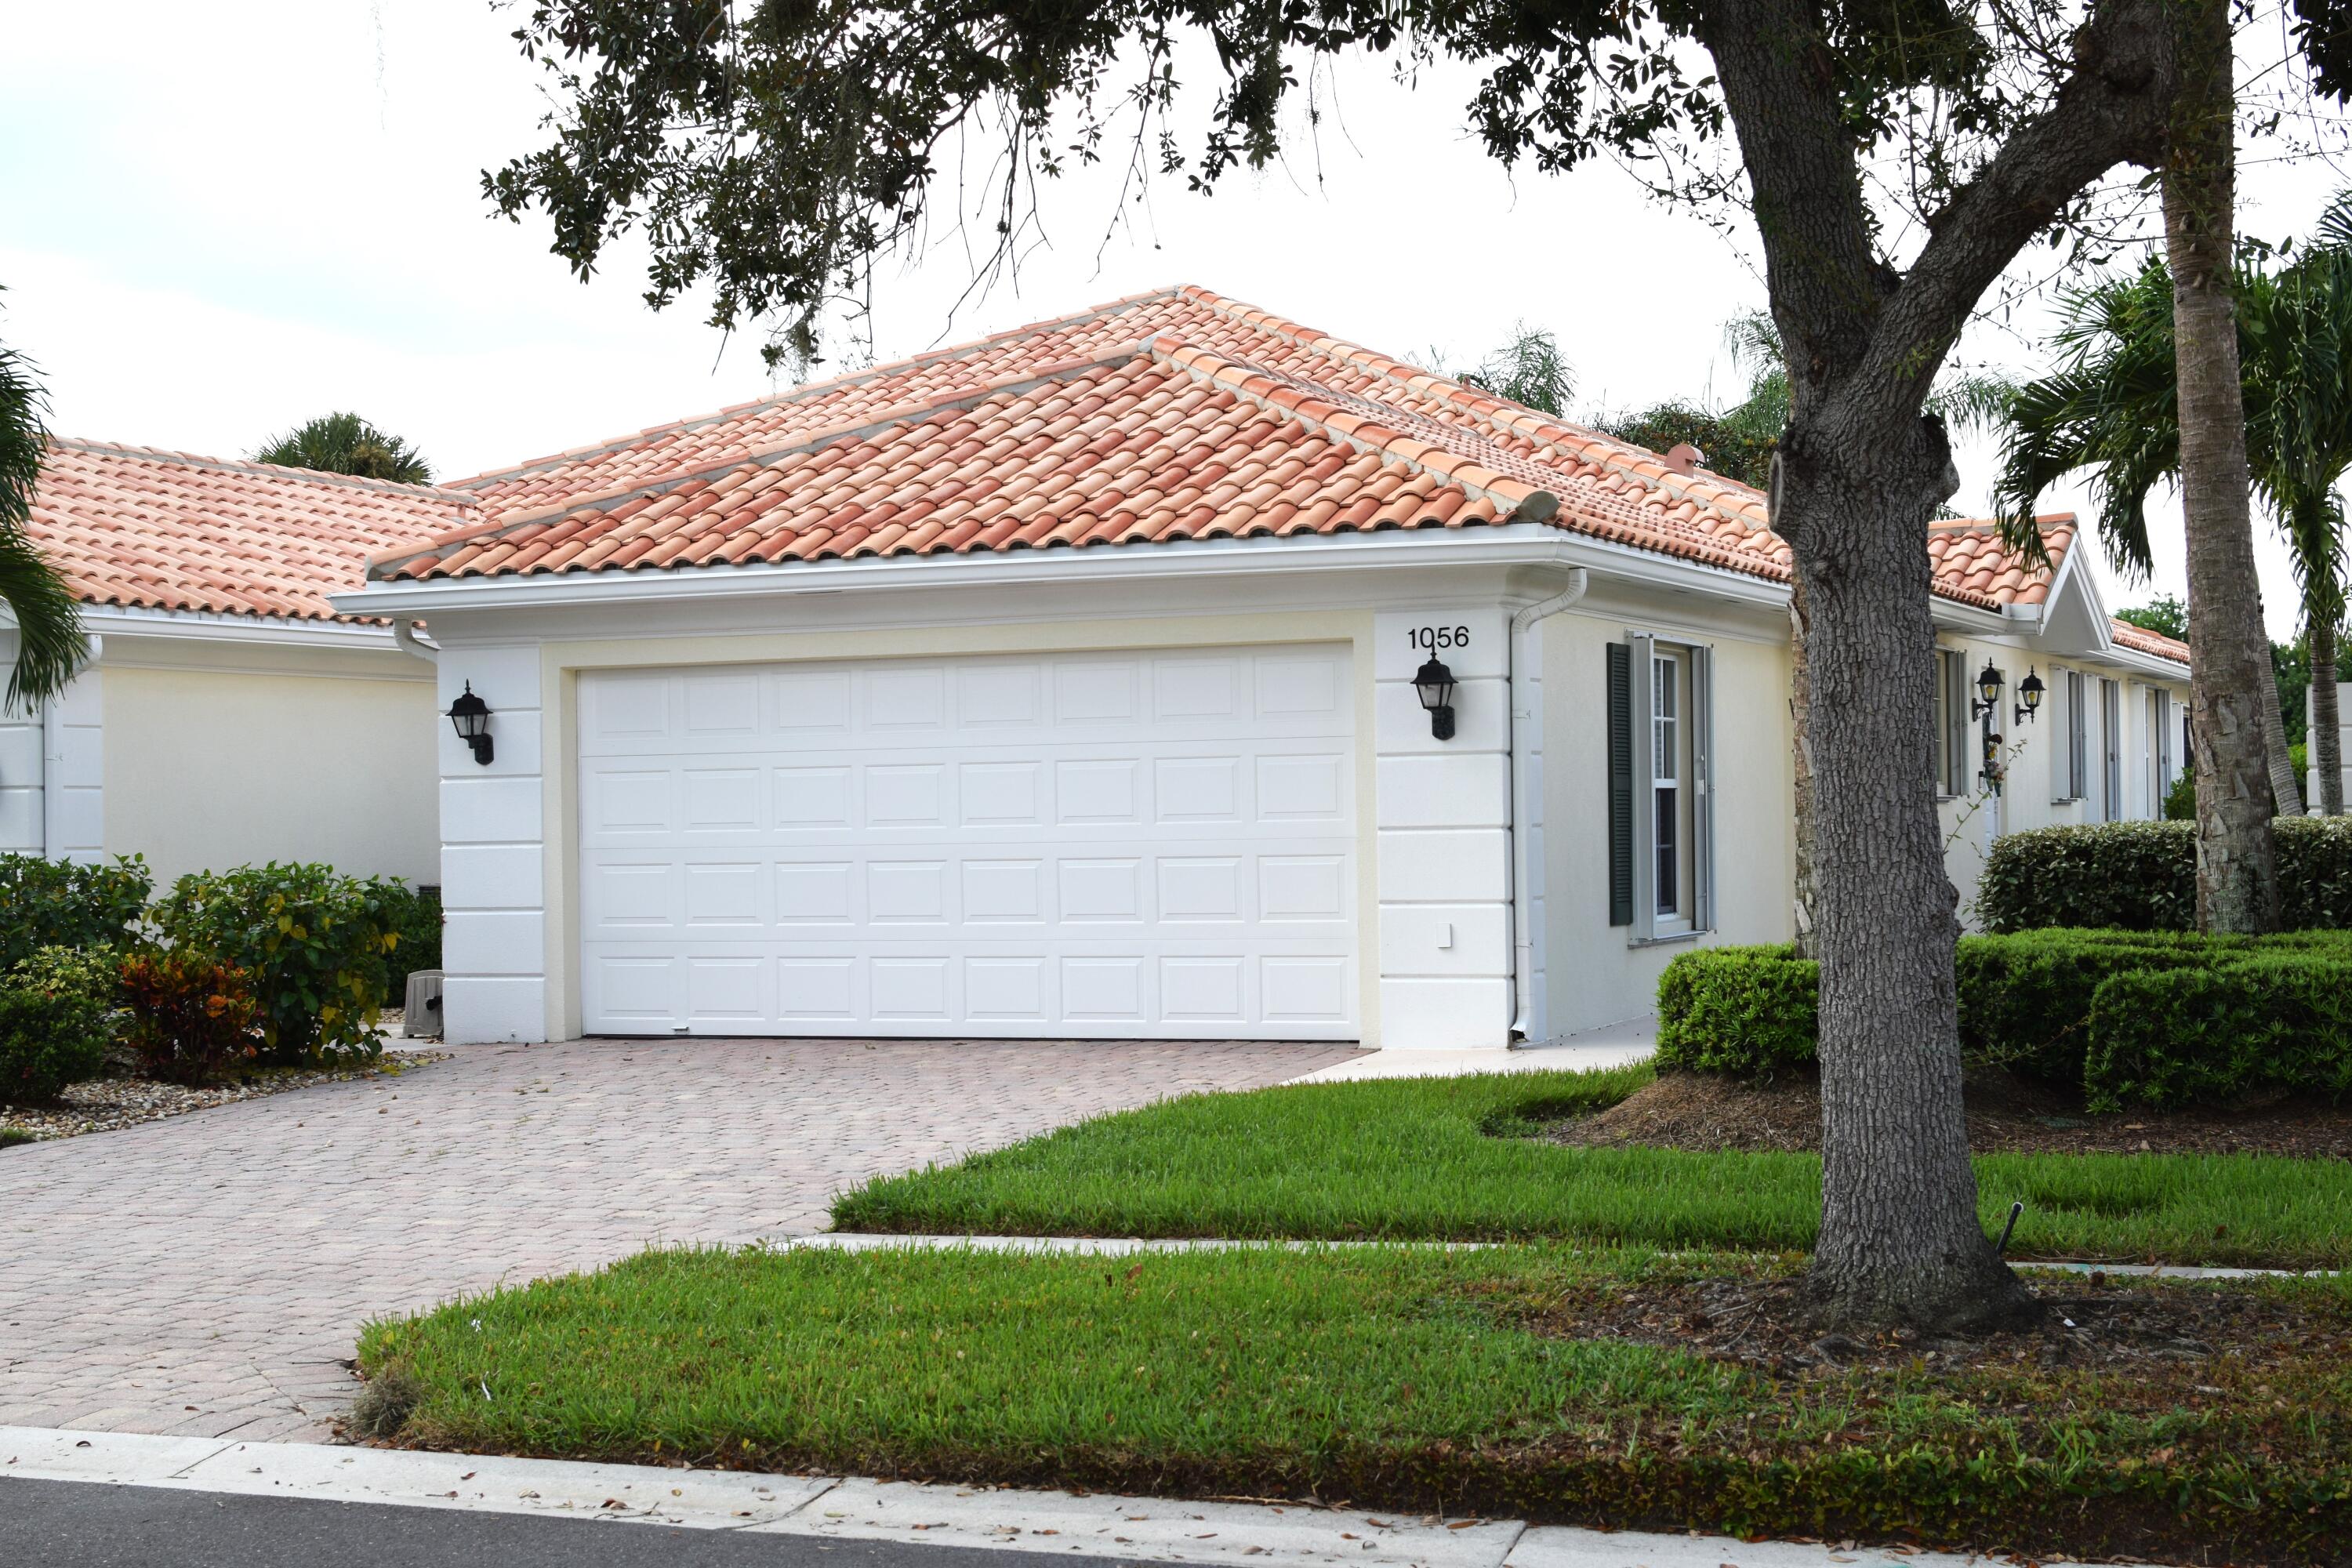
[376,285,2080,622]
[33,440,481,622]
[1926,516,2078,610]
[2109,616,2192,664]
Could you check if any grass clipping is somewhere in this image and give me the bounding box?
[356,1243,2352,1566]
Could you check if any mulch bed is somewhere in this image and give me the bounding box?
[1548,1065,2352,1159]
[1526,1267,2347,1387]
[0,1047,448,1145]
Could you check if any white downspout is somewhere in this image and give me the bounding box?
[1507,569,1589,1043]
[390,617,439,663]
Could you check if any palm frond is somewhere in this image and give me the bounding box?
[0,306,89,710]
[252,412,434,485]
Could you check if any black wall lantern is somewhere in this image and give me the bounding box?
[1413,656,1458,741]
[2014,666,2045,726]
[1969,659,2005,721]
[448,681,495,765]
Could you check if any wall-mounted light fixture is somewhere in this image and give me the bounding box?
[1412,656,1457,741]
[2014,666,2045,726]
[447,682,494,766]
[1969,659,2005,722]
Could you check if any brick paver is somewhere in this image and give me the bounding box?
[0,1037,1351,1443]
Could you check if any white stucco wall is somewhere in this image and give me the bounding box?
[103,662,440,887]
[1539,600,1797,1036]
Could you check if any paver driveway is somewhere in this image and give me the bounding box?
[0,1037,1352,1444]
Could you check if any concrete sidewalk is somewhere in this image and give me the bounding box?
[1287,1017,1655,1083]
[2,1427,2078,1568]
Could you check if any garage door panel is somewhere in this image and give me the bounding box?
[579,644,1357,1038]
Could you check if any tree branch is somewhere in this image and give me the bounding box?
[1858,0,2174,408]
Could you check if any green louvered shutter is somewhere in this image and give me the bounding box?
[1606,641,1634,926]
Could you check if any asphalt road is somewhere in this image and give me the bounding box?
[2,1478,1154,1568]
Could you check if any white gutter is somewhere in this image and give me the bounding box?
[1506,570,1590,1040]
[332,524,1792,619]
[78,602,403,651]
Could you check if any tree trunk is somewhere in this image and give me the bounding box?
[1789,573,1819,959]
[2165,0,2281,929]
[2316,615,2343,814]
[2263,654,2303,814]
[1777,419,2038,1332]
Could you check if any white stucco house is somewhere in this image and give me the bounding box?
[331,286,2189,1051]
[5,440,458,885]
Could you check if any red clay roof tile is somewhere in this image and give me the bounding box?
[31,440,480,622]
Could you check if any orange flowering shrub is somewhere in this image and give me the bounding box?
[118,951,260,1086]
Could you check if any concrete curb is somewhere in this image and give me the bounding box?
[2,1427,2074,1568]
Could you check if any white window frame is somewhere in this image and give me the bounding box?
[1932,648,1969,798]
[1627,632,1715,945]
[2054,667,2088,803]
[2154,689,2176,811]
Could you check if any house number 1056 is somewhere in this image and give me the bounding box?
[1408,625,1469,652]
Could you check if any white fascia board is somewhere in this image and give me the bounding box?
[331,525,1795,620]
[2088,639,2193,681]
[72,603,401,651]
[1928,598,2025,639]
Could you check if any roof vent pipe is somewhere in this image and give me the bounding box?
[1507,568,1589,1043]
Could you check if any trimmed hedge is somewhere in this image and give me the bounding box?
[2085,954,2352,1110]
[1654,946,1817,1075]
[1976,817,2352,931]
[1658,930,2352,1110]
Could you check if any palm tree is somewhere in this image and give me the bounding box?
[252,412,433,485]
[0,296,90,710]
[1994,220,2352,822]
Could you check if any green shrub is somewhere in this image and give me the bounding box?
[2163,768,2195,821]
[118,949,259,1085]
[0,853,151,968]
[2085,953,2352,1111]
[1955,929,2214,1082]
[151,863,396,1067]
[0,945,119,1105]
[1663,928,2352,1109]
[367,879,442,996]
[1655,946,1817,1076]
[1974,822,2198,931]
[1977,818,2352,931]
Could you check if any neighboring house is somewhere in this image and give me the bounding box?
[334,286,2190,1051]
[1922,518,2194,916]
[6,440,466,886]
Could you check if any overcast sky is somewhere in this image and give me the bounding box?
[3,1,2342,636]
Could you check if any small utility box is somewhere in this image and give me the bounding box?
[403,970,445,1040]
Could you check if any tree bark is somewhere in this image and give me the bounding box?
[1775,419,2038,1331]
[2316,615,2343,814]
[1701,0,2171,1331]
[2165,0,2282,927]
[1789,573,1819,959]
[2263,655,2303,814]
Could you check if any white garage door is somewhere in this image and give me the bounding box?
[577,644,1359,1038]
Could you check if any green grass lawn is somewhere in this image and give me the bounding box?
[832,1065,2352,1269]
[359,1243,2352,1563]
